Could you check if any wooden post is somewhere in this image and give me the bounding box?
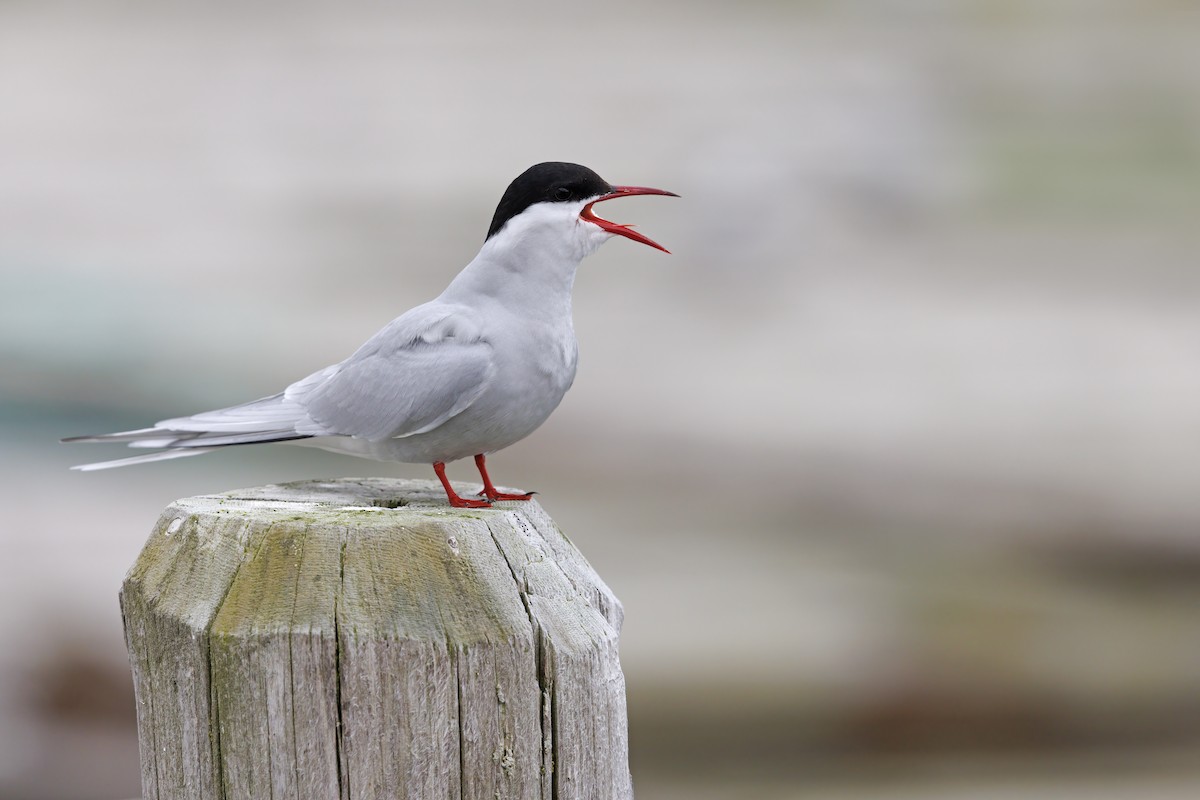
[120,478,631,800]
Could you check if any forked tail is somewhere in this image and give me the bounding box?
[63,393,314,470]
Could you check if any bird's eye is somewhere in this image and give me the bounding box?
[554,187,572,201]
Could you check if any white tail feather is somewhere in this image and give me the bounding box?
[71,448,220,471]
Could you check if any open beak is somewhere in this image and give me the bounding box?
[580,185,679,253]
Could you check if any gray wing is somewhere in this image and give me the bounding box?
[293,303,495,442]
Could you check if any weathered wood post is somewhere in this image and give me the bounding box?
[120,478,630,800]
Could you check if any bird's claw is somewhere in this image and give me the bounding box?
[477,489,537,502]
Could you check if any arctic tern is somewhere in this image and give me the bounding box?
[65,162,677,507]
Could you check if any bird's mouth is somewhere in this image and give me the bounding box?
[581,185,679,253]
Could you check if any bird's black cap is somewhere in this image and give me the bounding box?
[486,162,612,240]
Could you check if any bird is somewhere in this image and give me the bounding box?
[64,162,677,508]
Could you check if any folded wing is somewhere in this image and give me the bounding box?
[66,303,495,468]
[296,307,494,441]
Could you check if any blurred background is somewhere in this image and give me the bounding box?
[2,1,1199,798]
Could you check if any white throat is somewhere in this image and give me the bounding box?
[440,200,611,314]
[485,199,610,262]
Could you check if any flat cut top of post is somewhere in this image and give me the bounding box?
[144,477,624,629]
[121,478,630,800]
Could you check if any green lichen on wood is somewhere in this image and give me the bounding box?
[121,478,630,800]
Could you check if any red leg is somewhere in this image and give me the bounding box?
[474,454,535,502]
[433,461,491,508]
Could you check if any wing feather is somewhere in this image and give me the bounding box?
[295,303,494,441]
[154,393,310,433]
[64,301,493,464]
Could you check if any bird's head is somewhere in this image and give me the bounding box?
[485,162,677,259]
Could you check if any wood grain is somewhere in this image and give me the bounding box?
[120,478,631,800]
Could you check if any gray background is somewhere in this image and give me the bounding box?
[1,1,1198,798]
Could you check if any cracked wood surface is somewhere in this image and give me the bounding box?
[120,478,630,800]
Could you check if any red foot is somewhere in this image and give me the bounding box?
[477,489,536,501]
[474,454,536,502]
[448,495,493,509]
[433,461,492,509]
[481,490,536,502]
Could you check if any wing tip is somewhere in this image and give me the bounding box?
[60,427,169,444]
